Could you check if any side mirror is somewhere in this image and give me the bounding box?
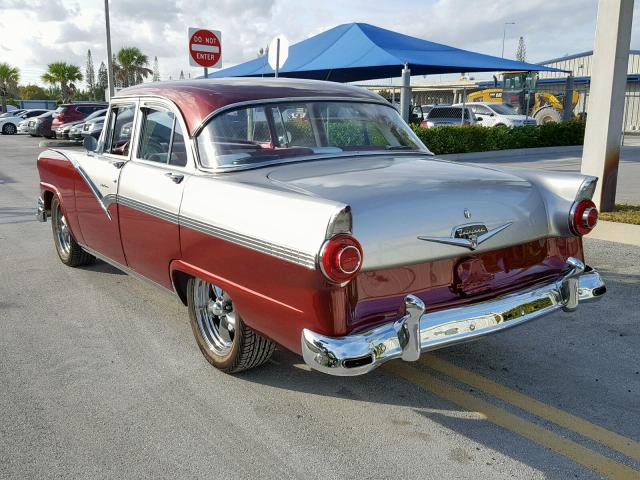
[83,135,98,152]
[476,117,483,121]
[489,113,495,116]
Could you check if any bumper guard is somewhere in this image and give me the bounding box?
[302,257,606,376]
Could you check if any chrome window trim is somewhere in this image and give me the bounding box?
[133,98,196,172]
[99,99,140,162]
[192,96,393,137]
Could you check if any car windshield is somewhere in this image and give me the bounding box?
[489,104,518,115]
[197,101,429,169]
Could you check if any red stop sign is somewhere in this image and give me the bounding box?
[189,29,221,68]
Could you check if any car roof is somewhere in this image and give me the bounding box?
[116,78,384,136]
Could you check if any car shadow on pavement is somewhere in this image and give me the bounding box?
[80,259,126,276]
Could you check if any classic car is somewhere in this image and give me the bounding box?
[36,78,606,376]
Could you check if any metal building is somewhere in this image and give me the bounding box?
[538,50,640,133]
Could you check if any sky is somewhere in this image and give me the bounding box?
[1,0,640,87]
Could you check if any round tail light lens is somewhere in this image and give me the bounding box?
[320,234,363,284]
[570,199,598,235]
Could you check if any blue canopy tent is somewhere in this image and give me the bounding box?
[209,23,560,82]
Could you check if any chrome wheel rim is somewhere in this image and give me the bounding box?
[193,278,236,356]
[55,205,72,256]
[5,124,16,134]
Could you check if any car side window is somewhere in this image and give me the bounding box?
[138,108,173,163]
[103,104,135,156]
[169,120,187,167]
[137,106,188,167]
[474,105,491,115]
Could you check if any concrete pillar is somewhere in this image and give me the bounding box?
[400,64,411,122]
[563,75,574,121]
[581,0,634,211]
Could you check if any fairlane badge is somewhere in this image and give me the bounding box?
[418,222,513,251]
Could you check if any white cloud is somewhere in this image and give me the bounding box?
[0,0,638,87]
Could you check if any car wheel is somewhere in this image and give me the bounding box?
[187,277,276,373]
[51,196,95,267]
[2,123,17,135]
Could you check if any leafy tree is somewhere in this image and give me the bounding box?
[19,84,49,100]
[85,49,96,98]
[0,62,20,113]
[114,47,152,87]
[152,56,160,82]
[516,37,527,62]
[41,62,83,103]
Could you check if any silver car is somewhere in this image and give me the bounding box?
[421,105,477,128]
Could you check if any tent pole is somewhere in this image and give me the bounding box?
[400,63,411,123]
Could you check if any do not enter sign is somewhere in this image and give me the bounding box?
[189,28,222,68]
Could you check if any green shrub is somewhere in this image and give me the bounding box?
[410,121,586,155]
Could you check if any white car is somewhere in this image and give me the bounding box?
[454,102,537,127]
[0,109,51,135]
[16,119,31,134]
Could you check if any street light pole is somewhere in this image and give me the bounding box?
[501,22,515,58]
[104,0,115,100]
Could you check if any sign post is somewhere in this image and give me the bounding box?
[268,35,289,78]
[189,28,222,78]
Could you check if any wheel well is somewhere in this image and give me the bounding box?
[43,190,54,214]
[172,270,192,306]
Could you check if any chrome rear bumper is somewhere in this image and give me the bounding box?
[301,257,606,376]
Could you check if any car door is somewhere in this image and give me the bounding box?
[74,100,138,265]
[117,100,193,289]
[472,105,495,126]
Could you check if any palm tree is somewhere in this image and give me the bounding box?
[41,62,83,103]
[0,62,20,113]
[115,47,152,87]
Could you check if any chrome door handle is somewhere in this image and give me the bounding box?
[165,172,184,184]
[110,160,125,169]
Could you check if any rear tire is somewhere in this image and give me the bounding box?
[187,277,276,373]
[51,197,95,267]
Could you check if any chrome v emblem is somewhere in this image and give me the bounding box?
[418,222,512,251]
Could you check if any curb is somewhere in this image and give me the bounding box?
[588,220,640,247]
[439,145,583,162]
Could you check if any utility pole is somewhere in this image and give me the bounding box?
[581,0,634,211]
[104,0,115,99]
[501,22,515,58]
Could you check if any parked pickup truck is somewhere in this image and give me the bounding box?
[36,78,605,376]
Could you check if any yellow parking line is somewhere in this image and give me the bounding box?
[384,362,640,480]
[422,353,640,462]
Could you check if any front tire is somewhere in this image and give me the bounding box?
[2,123,17,135]
[51,197,95,267]
[187,277,275,373]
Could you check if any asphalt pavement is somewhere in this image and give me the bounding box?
[1,135,639,479]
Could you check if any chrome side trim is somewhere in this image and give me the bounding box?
[179,216,317,269]
[118,195,180,224]
[78,243,177,297]
[115,194,317,269]
[48,148,113,220]
[302,259,606,376]
[576,176,598,201]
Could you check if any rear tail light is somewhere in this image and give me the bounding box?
[570,199,598,235]
[319,234,363,284]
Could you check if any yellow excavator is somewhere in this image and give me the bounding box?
[467,72,580,124]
